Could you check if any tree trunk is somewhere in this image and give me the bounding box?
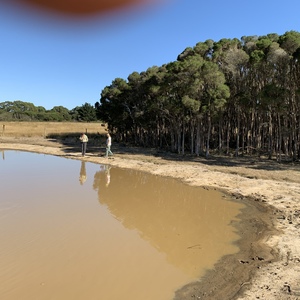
[206,110,211,158]
[235,107,240,157]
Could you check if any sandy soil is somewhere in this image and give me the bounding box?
[1,136,300,300]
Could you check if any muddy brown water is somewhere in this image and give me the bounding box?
[0,150,245,300]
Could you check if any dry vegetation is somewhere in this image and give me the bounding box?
[0,121,107,138]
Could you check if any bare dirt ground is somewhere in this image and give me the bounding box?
[2,136,300,300]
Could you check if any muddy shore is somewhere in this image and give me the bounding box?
[1,137,300,299]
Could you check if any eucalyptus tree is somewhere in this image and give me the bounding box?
[34,106,47,121]
[126,67,169,146]
[98,78,131,137]
[0,100,37,120]
[278,31,300,159]
[178,40,214,61]
[212,38,249,155]
[193,39,214,59]
[172,47,230,156]
[260,83,287,161]
[159,60,187,153]
[162,56,204,154]
[50,106,71,121]
[239,32,300,159]
[262,42,290,159]
[96,31,300,159]
[225,48,249,155]
[293,47,300,159]
[77,103,97,122]
[124,71,145,143]
[134,65,168,147]
[237,35,275,154]
[70,106,80,121]
[200,61,230,157]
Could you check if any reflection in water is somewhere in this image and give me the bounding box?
[93,164,111,188]
[79,161,87,185]
[93,168,243,279]
[105,166,111,187]
[0,150,245,300]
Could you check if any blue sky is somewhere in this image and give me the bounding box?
[1,0,300,110]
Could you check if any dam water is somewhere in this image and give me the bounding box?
[0,150,245,300]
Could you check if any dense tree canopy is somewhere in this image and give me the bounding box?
[2,30,300,161]
[0,101,98,122]
[96,30,300,161]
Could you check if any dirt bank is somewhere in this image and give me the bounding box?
[1,136,300,299]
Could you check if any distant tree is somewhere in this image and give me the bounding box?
[49,106,71,121]
[0,100,38,120]
[36,106,46,113]
[77,102,97,122]
[0,110,14,121]
[0,101,75,121]
[70,106,80,120]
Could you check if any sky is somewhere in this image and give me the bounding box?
[0,0,300,110]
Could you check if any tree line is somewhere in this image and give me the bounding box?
[96,31,300,161]
[0,101,98,122]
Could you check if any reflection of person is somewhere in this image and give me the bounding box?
[79,161,87,185]
[79,133,88,156]
[93,164,111,190]
[105,166,111,187]
[105,133,113,158]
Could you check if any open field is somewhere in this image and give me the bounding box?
[0,121,107,138]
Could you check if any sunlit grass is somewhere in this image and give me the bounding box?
[0,122,107,138]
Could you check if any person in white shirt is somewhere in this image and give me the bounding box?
[105,133,113,158]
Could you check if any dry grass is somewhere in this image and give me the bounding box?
[0,121,107,138]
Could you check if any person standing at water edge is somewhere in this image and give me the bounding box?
[80,133,88,156]
[105,133,113,157]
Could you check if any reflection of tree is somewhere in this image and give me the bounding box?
[1,150,4,160]
[79,161,87,185]
[92,168,243,277]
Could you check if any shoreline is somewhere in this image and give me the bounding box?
[1,137,300,299]
[175,198,278,300]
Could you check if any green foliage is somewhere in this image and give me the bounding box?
[250,49,265,64]
[95,30,300,158]
[279,30,300,56]
[77,103,97,122]
[181,95,200,113]
[0,101,98,122]
[0,101,39,121]
[256,38,273,51]
[4,30,300,158]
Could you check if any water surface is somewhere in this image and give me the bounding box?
[0,150,245,300]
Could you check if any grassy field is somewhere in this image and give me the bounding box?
[0,121,107,138]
